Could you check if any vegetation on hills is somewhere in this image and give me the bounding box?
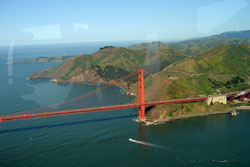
[142,45,250,121]
[29,47,187,84]
[166,45,250,75]
[99,46,115,50]
[202,30,250,40]
[165,38,250,56]
[129,38,250,56]
[127,41,166,50]
[128,30,250,56]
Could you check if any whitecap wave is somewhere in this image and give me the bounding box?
[212,159,230,163]
[132,118,140,122]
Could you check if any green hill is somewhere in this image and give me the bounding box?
[165,45,250,75]
[128,30,250,56]
[144,45,250,100]
[127,41,166,50]
[140,45,250,121]
[129,38,250,57]
[29,47,187,83]
[201,30,250,40]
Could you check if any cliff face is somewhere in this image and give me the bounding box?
[65,70,105,84]
[29,65,105,84]
[29,72,47,79]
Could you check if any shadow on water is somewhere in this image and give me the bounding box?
[139,123,146,141]
[0,64,45,116]
[0,114,138,134]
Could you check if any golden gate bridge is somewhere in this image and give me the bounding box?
[0,69,249,123]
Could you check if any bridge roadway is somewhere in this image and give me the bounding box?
[0,97,208,123]
[225,88,250,96]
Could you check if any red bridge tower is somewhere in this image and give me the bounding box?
[138,69,145,121]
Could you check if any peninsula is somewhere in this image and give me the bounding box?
[14,55,73,64]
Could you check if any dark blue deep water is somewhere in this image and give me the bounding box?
[0,44,250,167]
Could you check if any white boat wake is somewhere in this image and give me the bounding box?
[129,138,166,149]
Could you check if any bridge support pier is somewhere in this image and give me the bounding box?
[247,93,250,99]
[240,95,245,102]
[229,95,235,103]
[138,69,145,121]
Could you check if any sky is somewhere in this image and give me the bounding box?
[0,0,250,46]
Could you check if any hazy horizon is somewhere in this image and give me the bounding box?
[1,29,247,48]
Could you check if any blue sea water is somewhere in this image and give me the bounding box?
[0,43,250,167]
[0,41,139,63]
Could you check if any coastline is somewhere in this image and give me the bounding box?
[145,105,250,126]
[233,106,250,110]
[30,75,138,97]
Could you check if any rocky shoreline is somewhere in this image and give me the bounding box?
[145,106,250,126]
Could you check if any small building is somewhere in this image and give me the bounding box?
[207,95,227,105]
[51,79,58,82]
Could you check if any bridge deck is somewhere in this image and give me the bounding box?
[0,97,208,123]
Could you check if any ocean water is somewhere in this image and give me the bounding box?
[0,44,250,167]
[0,41,139,63]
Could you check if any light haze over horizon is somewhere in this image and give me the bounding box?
[1,0,250,46]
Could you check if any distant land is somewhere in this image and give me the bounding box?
[199,30,250,40]
[128,30,250,56]
[14,55,73,64]
[28,30,250,122]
